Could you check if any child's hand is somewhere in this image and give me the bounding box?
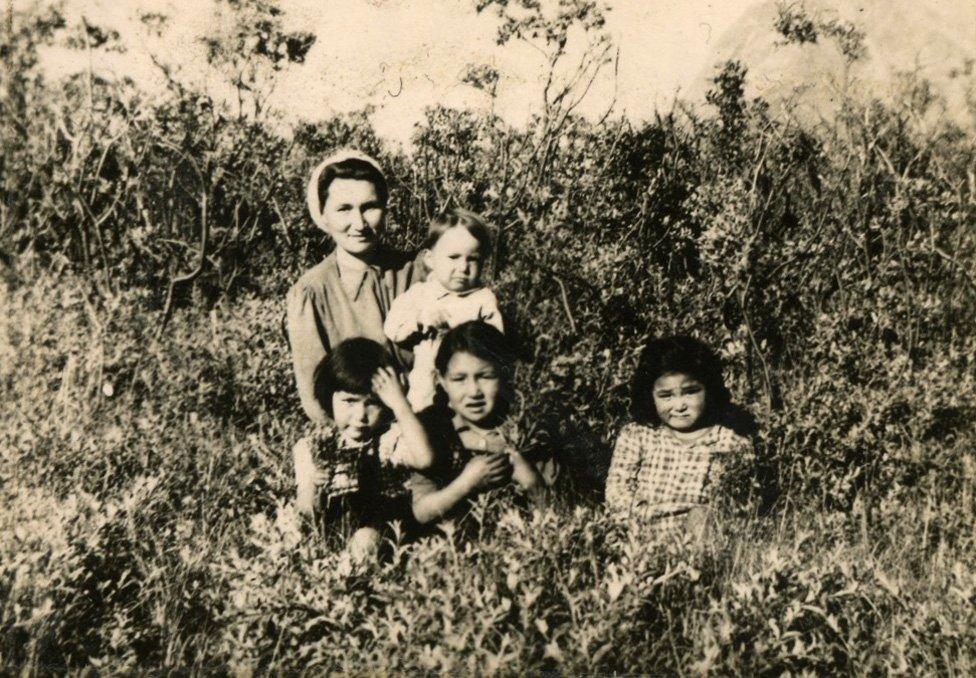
[462,452,511,490]
[294,454,329,516]
[684,506,711,542]
[508,450,542,492]
[419,306,450,332]
[371,366,409,414]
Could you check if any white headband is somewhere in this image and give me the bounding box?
[306,148,386,228]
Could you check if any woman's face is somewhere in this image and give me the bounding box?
[319,178,386,257]
[439,351,503,426]
[652,372,707,434]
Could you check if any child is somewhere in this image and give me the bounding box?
[292,338,434,558]
[287,149,425,424]
[383,209,503,412]
[604,335,752,532]
[402,321,549,526]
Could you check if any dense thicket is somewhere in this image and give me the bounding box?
[2,2,974,672]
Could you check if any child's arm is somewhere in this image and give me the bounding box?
[604,424,643,516]
[476,289,504,333]
[372,366,434,469]
[286,286,329,424]
[383,286,427,345]
[293,438,329,516]
[509,450,542,493]
[411,454,510,524]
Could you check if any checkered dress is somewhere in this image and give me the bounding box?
[293,423,413,504]
[605,422,751,525]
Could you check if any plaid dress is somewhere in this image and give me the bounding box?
[604,422,751,527]
[292,423,414,531]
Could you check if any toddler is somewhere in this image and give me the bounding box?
[384,209,503,411]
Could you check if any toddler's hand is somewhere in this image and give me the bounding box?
[371,366,409,413]
[463,452,511,490]
[419,306,450,332]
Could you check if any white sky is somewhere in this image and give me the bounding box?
[35,0,761,145]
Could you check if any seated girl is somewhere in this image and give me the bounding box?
[292,338,434,557]
[604,335,753,533]
[398,321,549,526]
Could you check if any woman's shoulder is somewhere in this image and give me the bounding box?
[287,253,338,300]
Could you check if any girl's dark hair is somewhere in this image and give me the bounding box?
[433,321,516,421]
[313,338,392,417]
[630,335,731,426]
[423,208,494,255]
[317,157,389,208]
[434,321,516,375]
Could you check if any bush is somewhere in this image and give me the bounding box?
[2,0,975,672]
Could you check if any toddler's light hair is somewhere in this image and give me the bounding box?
[424,208,494,255]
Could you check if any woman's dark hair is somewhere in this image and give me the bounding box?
[313,338,392,417]
[316,157,389,208]
[434,321,516,375]
[630,335,731,426]
[423,208,494,255]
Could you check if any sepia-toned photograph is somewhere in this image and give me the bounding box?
[2,0,974,672]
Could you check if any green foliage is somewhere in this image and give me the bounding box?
[775,1,867,63]
[1,0,975,672]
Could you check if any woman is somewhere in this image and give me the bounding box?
[286,149,424,423]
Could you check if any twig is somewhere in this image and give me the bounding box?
[554,275,577,334]
[158,191,209,337]
[271,196,292,246]
[931,245,976,293]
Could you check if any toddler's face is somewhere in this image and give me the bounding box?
[652,372,707,434]
[331,390,385,444]
[439,351,502,426]
[425,226,484,292]
[320,178,385,257]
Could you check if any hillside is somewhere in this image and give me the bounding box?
[692,0,975,125]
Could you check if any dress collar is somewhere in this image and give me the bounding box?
[333,248,379,300]
[335,246,372,272]
[451,412,515,443]
[660,423,725,447]
[426,277,483,300]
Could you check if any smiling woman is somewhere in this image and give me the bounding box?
[286,149,425,424]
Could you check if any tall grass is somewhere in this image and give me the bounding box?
[2,1,975,672]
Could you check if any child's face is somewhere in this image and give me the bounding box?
[331,390,385,443]
[652,372,707,433]
[438,351,502,426]
[320,178,385,257]
[425,226,484,292]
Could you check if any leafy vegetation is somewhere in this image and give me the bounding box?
[2,0,974,672]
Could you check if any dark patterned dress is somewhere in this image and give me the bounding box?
[404,408,556,528]
[292,422,415,536]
